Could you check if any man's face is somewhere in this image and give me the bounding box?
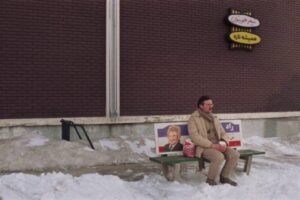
[200,99,214,113]
[168,131,179,145]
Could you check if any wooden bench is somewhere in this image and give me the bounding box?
[150,149,265,181]
[150,121,265,181]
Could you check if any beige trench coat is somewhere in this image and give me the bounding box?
[188,109,229,158]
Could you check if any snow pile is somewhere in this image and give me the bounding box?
[124,138,155,156]
[26,134,49,147]
[0,133,155,172]
[0,133,299,199]
[98,138,120,150]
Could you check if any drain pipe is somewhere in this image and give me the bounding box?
[106,0,120,118]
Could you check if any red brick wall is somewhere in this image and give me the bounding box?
[120,0,300,115]
[1,0,300,119]
[0,0,106,119]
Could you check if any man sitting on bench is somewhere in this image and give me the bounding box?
[188,95,240,186]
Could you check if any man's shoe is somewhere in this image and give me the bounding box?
[220,176,238,186]
[206,178,217,186]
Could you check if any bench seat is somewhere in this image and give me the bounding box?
[149,149,265,181]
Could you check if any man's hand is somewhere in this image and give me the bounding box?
[211,144,226,152]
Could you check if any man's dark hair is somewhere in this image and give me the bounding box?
[197,95,212,108]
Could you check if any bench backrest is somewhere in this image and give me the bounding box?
[154,120,243,155]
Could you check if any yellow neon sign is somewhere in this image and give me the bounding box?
[229,32,261,45]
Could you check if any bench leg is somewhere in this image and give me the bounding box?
[173,163,181,180]
[162,164,181,181]
[162,164,170,180]
[198,159,205,171]
[243,156,253,175]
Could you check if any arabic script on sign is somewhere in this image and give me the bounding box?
[228,14,260,28]
[229,32,261,45]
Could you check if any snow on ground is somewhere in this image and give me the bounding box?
[0,133,300,199]
[0,133,156,172]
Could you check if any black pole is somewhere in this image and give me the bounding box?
[73,125,83,140]
[79,125,95,150]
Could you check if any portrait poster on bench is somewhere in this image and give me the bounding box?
[220,120,243,148]
[154,122,189,155]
